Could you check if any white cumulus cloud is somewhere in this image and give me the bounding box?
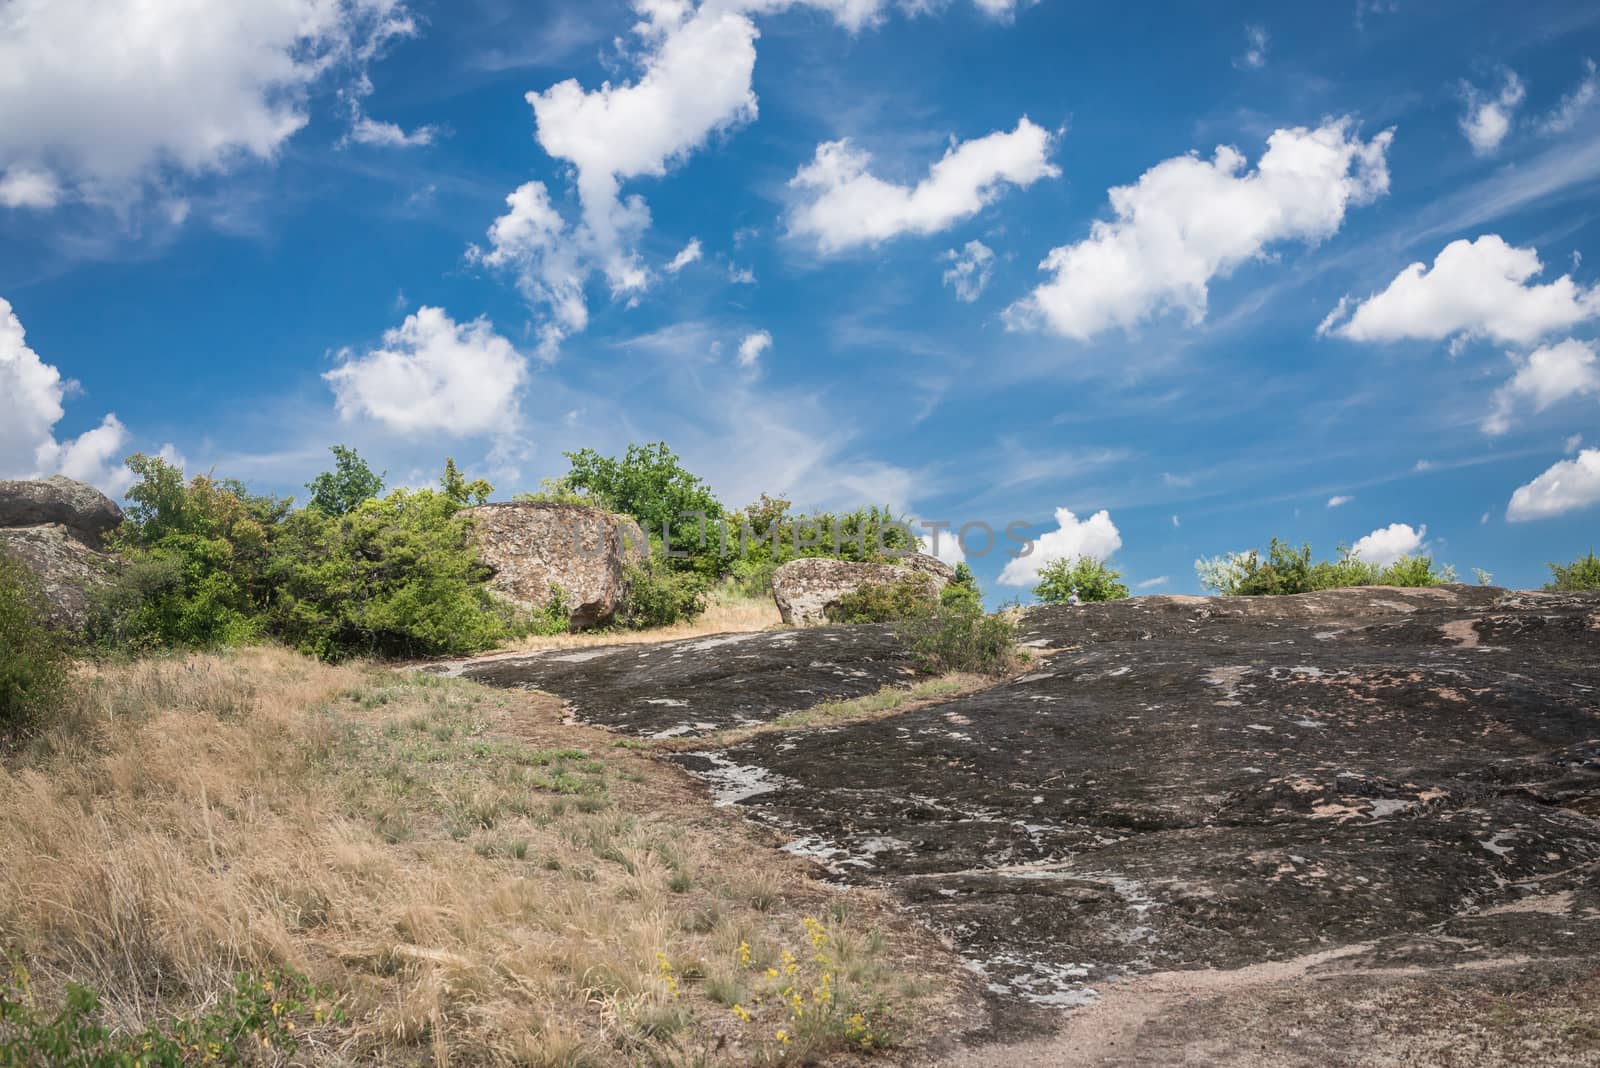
[788,118,1057,253]
[325,306,528,437]
[1507,448,1600,521]
[1324,235,1600,347]
[737,330,773,367]
[478,0,1024,351]
[1006,118,1392,340]
[997,507,1122,586]
[1483,338,1600,435]
[1327,495,1354,507]
[0,0,420,205]
[1350,522,1426,567]
[1460,70,1525,156]
[0,296,137,493]
[941,240,997,301]
[470,181,589,355]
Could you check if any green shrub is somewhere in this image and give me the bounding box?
[1376,554,1456,587]
[98,453,285,649]
[265,484,517,661]
[619,560,709,629]
[898,603,1018,676]
[96,453,513,662]
[1546,550,1600,592]
[1197,538,1455,596]
[528,583,571,637]
[826,577,937,624]
[0,550,69,738]
[1033,556,1129,603]
[940,562,983,613]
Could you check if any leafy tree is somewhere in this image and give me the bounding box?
[0,548,69,738]
[305,445,385,516]
[1546,550,1600,592]
[1033,556,1130,603]
[557,442,723,541]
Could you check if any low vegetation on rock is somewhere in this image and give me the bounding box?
[1032,556,1129,603]
[1546,549,1600,592]
[1196,538,1457,596]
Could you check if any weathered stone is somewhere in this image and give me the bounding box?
[0,475,124,549]
[0,523,118,631]
[461,501,647,629]
[464,583,1600,1040]
[458,624,920,736]
[770,553,955,625]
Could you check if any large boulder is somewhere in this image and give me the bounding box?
[461,501,648,629]
[770,553,956,625]
[0,475,124,549]
[0,524,118,631]
[0,476,124,632]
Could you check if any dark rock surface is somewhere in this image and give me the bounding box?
[466,585,1600,1034]
[459,624,921,737]
[0,475,124,549]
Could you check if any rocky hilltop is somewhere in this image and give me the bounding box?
[463,584,1600,1057]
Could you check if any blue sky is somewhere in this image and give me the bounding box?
[2,0,1599,597]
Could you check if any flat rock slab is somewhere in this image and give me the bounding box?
[459,625,920,738]
[464,585,1600,1036]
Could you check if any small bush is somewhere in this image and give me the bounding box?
[0,551,69,738]
[826,577,937,624]
[1033,556,1129,603]
[1546,550,1600,592]
[619,560,709,629]
[267,486,517,661]
[1377,554,1457,588]
[1197,538,1455,596]
[899,603,1018,676]
[939,562,983,613]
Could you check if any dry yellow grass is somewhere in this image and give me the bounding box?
[0,647,968,1065]
[649,675,993,753]
[492,590,783,656]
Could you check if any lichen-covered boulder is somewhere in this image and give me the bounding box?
[461,501,648,629]
[0,475,124,549]
[0,523,118,631]
[770,553,956,625]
